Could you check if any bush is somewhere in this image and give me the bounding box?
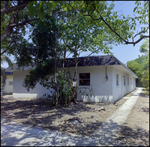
[44,70,73,106]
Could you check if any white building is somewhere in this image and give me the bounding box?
[5,55,138,103]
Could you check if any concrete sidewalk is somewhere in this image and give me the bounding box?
[1,88,143,146]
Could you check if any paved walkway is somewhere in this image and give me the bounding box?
[1,88,143,146]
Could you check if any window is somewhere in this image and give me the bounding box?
[9,81,13,85]
[116,74,119,86]
[79,73,90,86]
[128,77,129,85]
[130,78,132,85]
[124,76,126,85]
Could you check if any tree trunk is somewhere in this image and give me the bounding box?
[54,26,58,106]
[71,57,78,103]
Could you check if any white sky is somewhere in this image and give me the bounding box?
[1,1,148,68]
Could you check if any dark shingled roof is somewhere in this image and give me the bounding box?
[5,63,35,71]
[5,55,137,78]
[63,55,120,67]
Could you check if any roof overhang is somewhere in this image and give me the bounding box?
[113,65,138,78]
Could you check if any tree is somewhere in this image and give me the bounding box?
[65,1,149,46]
[1,1,149,56]
[1,1,57,57]
[127,39,149,92]
[1,54,13,91]
[9,1,149,104]
[2,1,149,104]
[1,54,13,67]
[1,1,56,43]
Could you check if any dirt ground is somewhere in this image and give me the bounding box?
[116,89,149,146]
[1,94,130,136]
[1,88,148,139]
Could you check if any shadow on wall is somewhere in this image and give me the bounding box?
[77,87,114,104]
[77,95,114,103]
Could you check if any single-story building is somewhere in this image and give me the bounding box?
[5,55,138,103]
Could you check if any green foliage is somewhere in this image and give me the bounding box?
[23,59,55,91]
[57,70,73,105]
[24,67,73,106]
[127,39,149,90]
[130,1,149,38]
[1,54,13,67]
[1,68,7,89]
[139,39,149,53]
[141,69,149,95]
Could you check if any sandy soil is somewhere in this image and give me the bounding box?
[1,93,129,136]
[116,89,149,146]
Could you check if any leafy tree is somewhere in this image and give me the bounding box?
[64,1,149,46]
[1,1,55,43]
[127,39,149,93]
[1,1,149,56]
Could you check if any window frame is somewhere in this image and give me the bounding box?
[79,73,90,86]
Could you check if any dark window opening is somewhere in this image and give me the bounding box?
[79,73,90,86]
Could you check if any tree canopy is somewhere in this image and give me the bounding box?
[1,1,149,56]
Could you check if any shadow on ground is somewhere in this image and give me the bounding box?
[1,119,149,146]
[1,97,106,136]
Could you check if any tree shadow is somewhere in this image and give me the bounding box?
[1,97,104,135]
[140,92,149,98]
[1,119,149,146]
[116,125,149,146]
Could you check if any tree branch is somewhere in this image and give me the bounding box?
[77,48,101,65]
[132,28,149,41]
[127,36,149,45]
[9,17,39,27]
[66,2,150,46]
[1,36,17,55]
[1,11,18,43]
[1,1,30,15]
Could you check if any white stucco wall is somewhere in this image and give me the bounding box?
[112,65,136,103]
[68,66,114,103]
[13,65,137,103]
[13,70,53,99]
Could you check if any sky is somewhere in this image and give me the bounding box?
[1,1,148,68]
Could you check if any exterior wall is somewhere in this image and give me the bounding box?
[69,66,114,103]
[13,65,137,103]
[1,75,13,93]
[112,65,136,103]
[13,70,53,99]
[13,66,114,102]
